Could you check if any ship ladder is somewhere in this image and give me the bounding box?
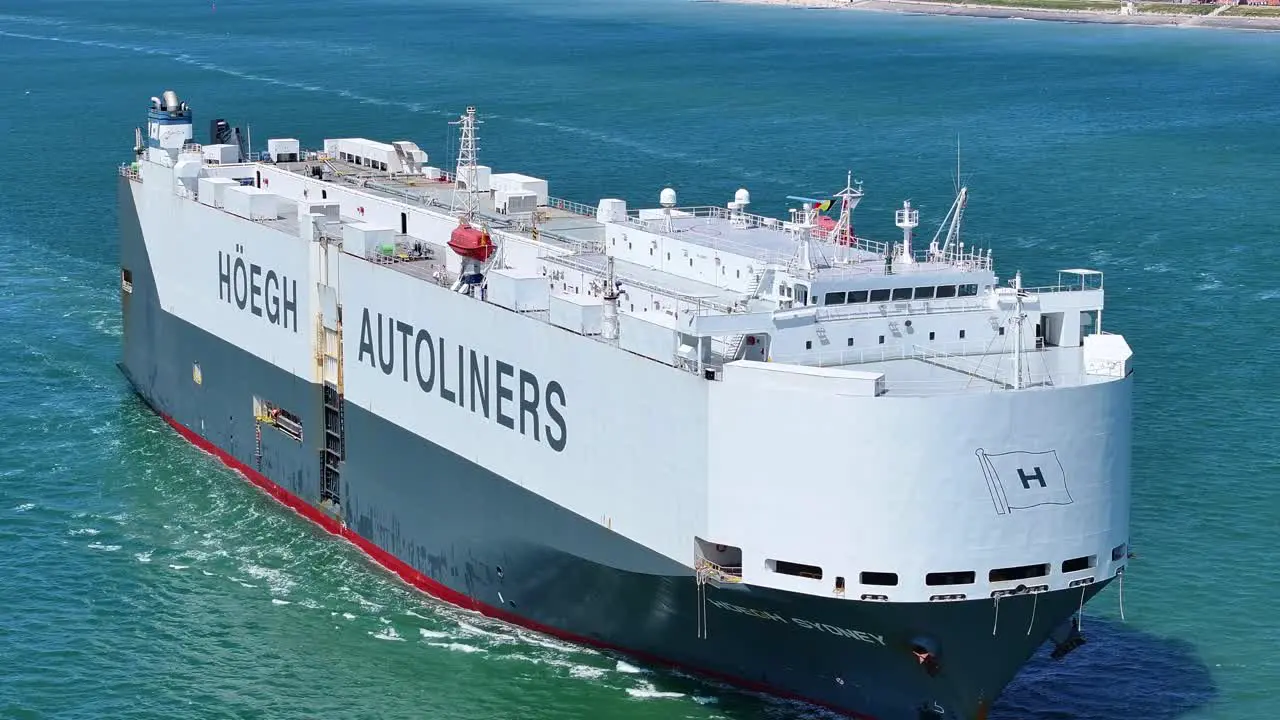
[316,304,346,515]
[701,561,711,638]
[253,421,263,471]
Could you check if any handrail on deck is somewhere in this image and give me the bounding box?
[545,196,597,218]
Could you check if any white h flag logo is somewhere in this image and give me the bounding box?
[976,449,1073,515]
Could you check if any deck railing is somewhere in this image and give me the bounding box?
[545,196,597,218]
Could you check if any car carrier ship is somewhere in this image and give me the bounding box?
[117,90,1133,720]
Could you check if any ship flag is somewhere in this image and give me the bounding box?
[976,449,1072,515]
[814,198,833,213]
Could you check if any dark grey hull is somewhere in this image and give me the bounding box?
[118,176,1107,720]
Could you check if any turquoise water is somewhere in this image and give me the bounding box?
[2,1,1279,717]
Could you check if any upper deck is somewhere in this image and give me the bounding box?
[123,104,1130,397]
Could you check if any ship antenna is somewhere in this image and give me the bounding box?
[450,106,482,222]
[1011,271,1026,390]
[930,138,968,264]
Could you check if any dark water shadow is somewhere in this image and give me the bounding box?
[990,616,1217,720]
[618,616,1217,720]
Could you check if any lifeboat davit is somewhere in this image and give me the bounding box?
[448,222,495,262]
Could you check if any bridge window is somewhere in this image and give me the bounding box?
[935,285,956,298]
[849,290,868,303]
[1062,555,1097,573]
[891,287,912,301]
[960,329,966,339]
[914,286,935,299]
[847,338,854,346]
[860,571,898,586]
[1111,543,1128,561]
[926,571,975,586]
[768,559,823,580]
[958,284,979,297]
[999,327,1005,336]
[805,341,812,350]
[990,563,1050,582]
[878,335,885,344]
[869,289,890,302]
[824,291,846,305]
[928,331,935,341]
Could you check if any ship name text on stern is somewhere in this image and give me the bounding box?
[356,307,568,452]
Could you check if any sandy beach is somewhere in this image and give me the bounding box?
[714,0,1280,32]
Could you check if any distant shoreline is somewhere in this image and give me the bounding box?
[712,0,1280,32]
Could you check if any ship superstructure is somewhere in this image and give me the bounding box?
[118,91,1132,720]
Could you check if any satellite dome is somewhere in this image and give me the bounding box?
[660,187,677,207]
[734,188,750,206]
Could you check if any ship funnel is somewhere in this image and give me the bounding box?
[145,89,194,155]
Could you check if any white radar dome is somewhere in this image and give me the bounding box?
[660,187,677,208]
[734,188,750,206]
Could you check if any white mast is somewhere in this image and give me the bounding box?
[1011,271,1026,390]
[450,106,481,221]
[929,187,968,262]
[602,256,620,341]
[929,137,969,263]
[832,171,864,250]
[894,199,918,265]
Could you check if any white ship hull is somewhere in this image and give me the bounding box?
[117,93,1133,719]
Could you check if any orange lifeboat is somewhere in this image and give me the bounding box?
[448,221,495,262]
[816,214,854,246]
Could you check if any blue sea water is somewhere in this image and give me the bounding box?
[2,1,1279,718]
